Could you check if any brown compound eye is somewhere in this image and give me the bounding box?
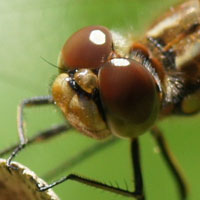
[60,26,113,69]
[99,58,160,138]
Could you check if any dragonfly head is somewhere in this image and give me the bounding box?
[52,26,161,139]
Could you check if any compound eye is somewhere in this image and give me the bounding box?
[60,26,113,69]
[99,58,160,138]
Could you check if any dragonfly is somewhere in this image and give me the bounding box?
[1,0,200,199]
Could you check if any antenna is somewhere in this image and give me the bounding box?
[40,56,59,70]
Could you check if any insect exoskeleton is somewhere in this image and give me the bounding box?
[52,25,161,140]
[99,58,160,138]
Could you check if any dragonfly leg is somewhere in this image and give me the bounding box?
[6,95,56,166]
[151,126,188,200]
[0,124,69,157]
[130,138,145,200]
[38,138,145,200]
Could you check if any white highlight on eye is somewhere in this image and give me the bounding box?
[89,30,106,45]
[111,58,130,67]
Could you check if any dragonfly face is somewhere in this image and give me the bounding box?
[52,26,161,139]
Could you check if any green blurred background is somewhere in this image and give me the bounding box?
[1,0,200,199]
